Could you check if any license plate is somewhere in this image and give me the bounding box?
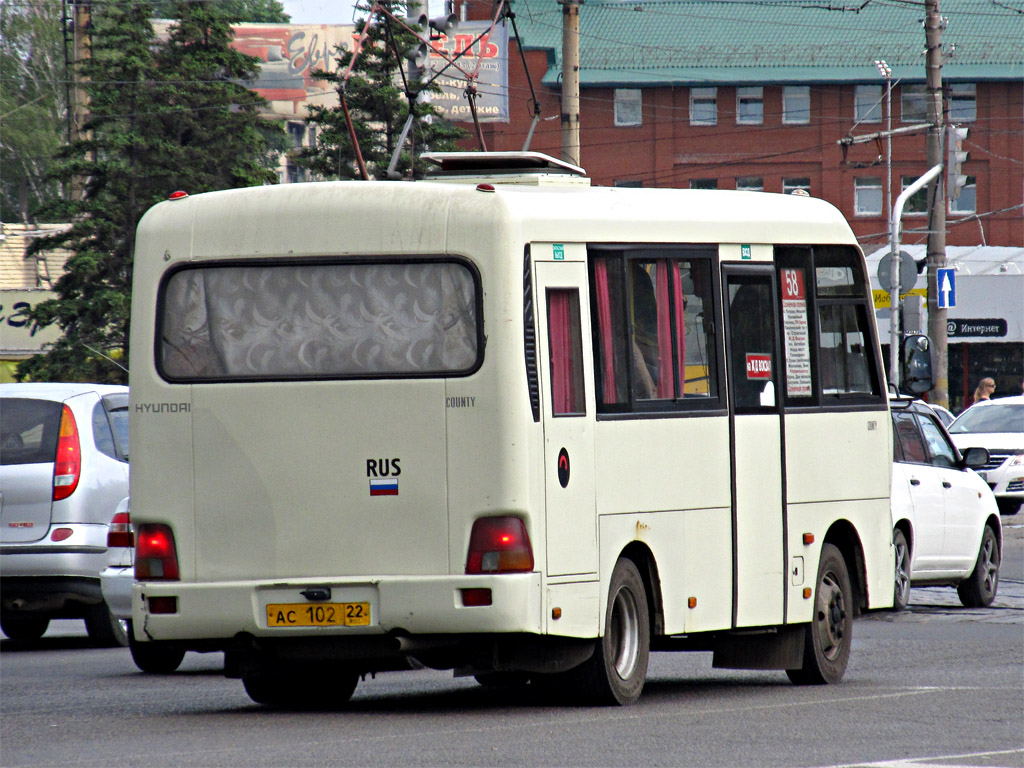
[266,602,371,628]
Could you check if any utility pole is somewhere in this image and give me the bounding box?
[924,0,949,408]
[70,0,91,201]
[560,0,581,167]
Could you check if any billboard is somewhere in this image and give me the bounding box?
[427,21,509,123]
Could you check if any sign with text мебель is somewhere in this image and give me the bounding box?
[428,21,509,123]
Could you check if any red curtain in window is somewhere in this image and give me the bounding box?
[672,261,687,394]
[593,261,617,405]
[548,290,578,414]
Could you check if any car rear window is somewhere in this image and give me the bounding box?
[949,403,1024,434]
[0,398,62,465]
[157,260,481,382]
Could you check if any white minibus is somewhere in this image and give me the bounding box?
[129,152,894,706]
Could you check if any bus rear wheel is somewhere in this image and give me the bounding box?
[787,543,852,685]
[562,558,650,705]
[243,664,359,709]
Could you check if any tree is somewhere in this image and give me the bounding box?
[299,0,464,180]
[151,0,291,23]
[0,0,66,224]
[19,0,282,383]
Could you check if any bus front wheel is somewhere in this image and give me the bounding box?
[787,543,852,685]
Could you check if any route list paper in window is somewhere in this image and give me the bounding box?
[781,268,812,397]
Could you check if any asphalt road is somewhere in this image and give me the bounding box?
[3,516,1022,768]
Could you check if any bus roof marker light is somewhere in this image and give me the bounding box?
[169,190,189,200]
[476,184,496,193]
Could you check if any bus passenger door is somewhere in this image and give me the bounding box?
[535,259,598,577]
[723,266,786,628]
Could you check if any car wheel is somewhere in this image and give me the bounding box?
[0,613,50,642]
[128,623,186,673]
[84,602,129,648]
[242,664,359,709]
[787,543,853,685]
[892,528,911,612]
[957,525,1000,608]
[558,558,650,706]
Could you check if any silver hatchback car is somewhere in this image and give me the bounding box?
[1,383,129,645]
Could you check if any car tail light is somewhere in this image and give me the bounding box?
[107,511,134,548]
[135,524,179,580]
[466,516,534,574]
[52,405,81,501]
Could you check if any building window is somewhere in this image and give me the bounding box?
[736,177,763,192]
[287,162,307,184]
[783,177,811,195]
[949,84,977,122]
[287,121,307,148]
[736,87,763,125]
[900,176,929,215]
[950,176,977,214]
[782,86,810,124]
[855,85,882,123]
[614,89,643,127]
[901,85,929,123]
[690,87,717,126]
[854,177,882,215]
[690,178,717,190]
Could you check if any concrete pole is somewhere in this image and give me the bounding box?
[924,0,949,408]
[560,0,580,167]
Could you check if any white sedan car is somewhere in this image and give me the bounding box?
[948,395,1024,516]
[890,399,1002,610]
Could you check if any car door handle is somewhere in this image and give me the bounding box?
[942,481,952,489]
[910,478,921,486]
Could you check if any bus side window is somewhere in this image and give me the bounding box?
[547,289,586,416]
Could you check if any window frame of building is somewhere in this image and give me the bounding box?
[854,85,883,124]
[736,86,764,125]
[949,176,977,215]
[736,177,764,192]
[782,86,810,125]
[900,84,929,123]
[614,88,643,127]
[900,175,929,215]
[690,178,718,190]
[783,177,811,195]
[854,177,883,216]
[690,87,718,126]
[949,83,977,123]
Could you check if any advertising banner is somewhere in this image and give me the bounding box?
[427,21,509,122]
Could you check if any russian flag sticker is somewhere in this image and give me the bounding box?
[369,478,399,496]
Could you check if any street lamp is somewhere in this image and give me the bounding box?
[875,59,900,388]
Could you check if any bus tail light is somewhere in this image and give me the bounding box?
[135,524,179,580]
[466,516,534,574]
[107,511,134,548]
[52,405,81,501]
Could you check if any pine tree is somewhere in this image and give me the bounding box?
[299,0,464,180]
[19,0,282,383]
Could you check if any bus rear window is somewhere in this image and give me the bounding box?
[158,261,480,381]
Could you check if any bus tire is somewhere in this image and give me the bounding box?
[243,664,359,709]
[892,528,911,612]
[787,543,852,685]
[956,525,999,608]
[564,558,650,706]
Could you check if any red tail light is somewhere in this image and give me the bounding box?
[135,524,179,580]
[107,511,134,548]
[52,405,81,501]
[466,516,534,574]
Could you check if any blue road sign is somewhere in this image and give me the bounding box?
[937,268,956,309]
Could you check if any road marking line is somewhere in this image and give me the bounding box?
[810,747,1024,768]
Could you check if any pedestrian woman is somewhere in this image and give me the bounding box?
[970,377,996,407]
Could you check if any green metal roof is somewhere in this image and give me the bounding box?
[506,0,1024,86]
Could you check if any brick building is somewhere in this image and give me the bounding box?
[451,0,1023,251]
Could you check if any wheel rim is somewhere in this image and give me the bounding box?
[894,539,910,604]
[815,570,847,661]
[980,534,999,596]
[609,585,641,681]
